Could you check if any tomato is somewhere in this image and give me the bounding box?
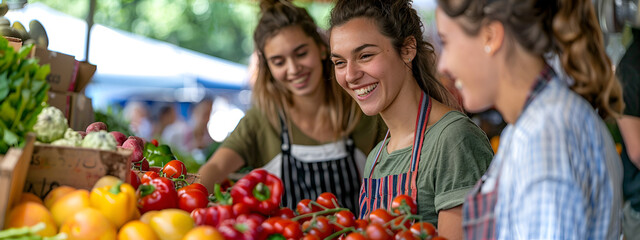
[151,139,159,147]
[366,223,392,240]
[394,230,418,240]
[178,188,209,213]
[262,217,303,239]
[391,195,418,215]
[302,216,333,239]
[345,232,367,240]
[275,207,296,219]
[354,219,369,231]
[392,216,412,231]
[162,160,187,178]
[130,170,141,190]
[369,209,394,226]
[302,234,321,240]
[332,210,356,231]
[141,171,160,185]
[316,192,339,209]
[177,183,208,198]
[409,222,437,239]
[296,199,314,222]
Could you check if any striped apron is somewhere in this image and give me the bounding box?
[278,115,362,213]
[462,65,552,239]
[358,91,432,219]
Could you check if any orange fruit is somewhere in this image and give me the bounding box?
[182,226,224,240]
[44,186,75,209]
[60,208,116,240]
[4,202,57,237]
[118,220,158,240]
[17,192,44,206]
[50,189,90,226]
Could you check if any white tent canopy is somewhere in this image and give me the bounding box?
[5,3,249,108]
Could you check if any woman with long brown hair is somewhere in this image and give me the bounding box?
[199,0,386,213]
[435,0,624,238]
[329,0,494,238]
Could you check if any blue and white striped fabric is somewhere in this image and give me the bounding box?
[489,77,623,239]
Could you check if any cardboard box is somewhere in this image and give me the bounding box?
[69,93,94,131]
[74,61,97,93]
[0,135,36,228]
[4,36,22,51]
[47,91,72,120]
[24,144,132,199]
[46,91,95,131]
[32,48,77,93]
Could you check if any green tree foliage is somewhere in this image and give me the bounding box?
[28,0,332,64]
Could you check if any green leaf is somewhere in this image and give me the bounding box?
[12,88,31,129]
[0,100,16,123]
[34,64,50,81]
[17,44,34,60]
[0,72,8,102]
[3,129,19,145]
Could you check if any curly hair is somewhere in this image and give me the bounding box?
[437,0,624,119]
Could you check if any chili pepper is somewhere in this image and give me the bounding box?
[137,177,179,214]
[231,169,283,215]
[89,180,137,228]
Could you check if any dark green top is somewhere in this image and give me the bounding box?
[364,111,493,226]
[619,28,640,211]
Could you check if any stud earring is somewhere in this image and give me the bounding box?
[455,80,463,90]
[484,46,491,54]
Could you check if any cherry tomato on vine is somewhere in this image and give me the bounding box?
[410,222,437,239]
[302,216,333,239]
[316,192,339,209]
[332,210,356,231]
[275,207,296,219]
[354,219,369,231]
[162,160,187,178]
[366,223,392,240]
[345,232,367,240]
[391,195,418,215]
[178,188,209,213]
[369,209,394,225]
[394,230,418,240]
[141,171,159,184]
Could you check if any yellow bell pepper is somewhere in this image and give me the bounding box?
[90,181,136,228]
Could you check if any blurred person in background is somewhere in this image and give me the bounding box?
[198,0,386,213]
[618,26,640,240]
[436,0,624,239]
[123,101,152,140]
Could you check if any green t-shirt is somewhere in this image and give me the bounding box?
[364,111,493,226]
[221,107,388,168]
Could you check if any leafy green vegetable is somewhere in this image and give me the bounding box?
[0,36,50,154]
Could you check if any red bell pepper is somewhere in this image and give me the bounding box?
[190,205,236,227]
[136,177,179,213]
[231,169,283,215]
[217,214,265,240]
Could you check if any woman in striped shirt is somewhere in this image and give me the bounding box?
[435,0,624,239]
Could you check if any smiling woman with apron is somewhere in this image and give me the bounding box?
[358,92,493,225]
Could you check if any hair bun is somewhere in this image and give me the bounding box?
[260,0,293,12]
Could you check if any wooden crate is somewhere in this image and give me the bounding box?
[0,134,36,228]
[25,144,132,199]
